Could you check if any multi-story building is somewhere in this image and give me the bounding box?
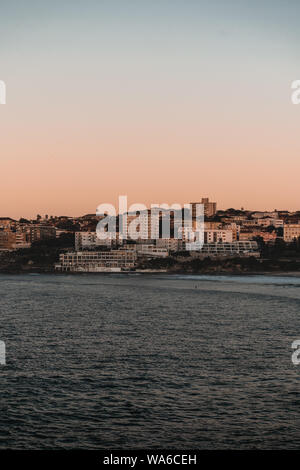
[239,230,278,243]
[242,220,260,227]
[239,231,259,241]
[0,229,31,250]
[156,238,184,252]
[190,198,217,219]
[0,230,15,250]
[135,244,168,258]
[0,218,15,229]
[204,230,233,243]
[14,230,31,249]
[75,231,113,250]
[256,218,283,228]
[190,241,260,258]
[204,222,222,230]
[56,250,137,272]
[284,224,300,242]
[26,225,56,243]
[179,227,233,244]
[121,209,160,240]
[223,223,239,241]
[259,232,277,243]
[252,211,278,219]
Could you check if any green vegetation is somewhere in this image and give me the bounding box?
[0,233,74,273]
[1,236,300,274]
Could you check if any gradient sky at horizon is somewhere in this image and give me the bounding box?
[0,0,300,218]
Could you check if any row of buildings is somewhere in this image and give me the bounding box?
[55,198,258,271]
[2,198,300,272]
[0,221,56,250]
[56,241,260,272]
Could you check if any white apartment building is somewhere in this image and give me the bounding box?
[56,250,137,272]
[204,230,233,243]
[179,227,233,244]
[75,231,113,250]
[223,223,240,241]
[120,209,160,240]
[190,241,260,258]
[284,224,300,242]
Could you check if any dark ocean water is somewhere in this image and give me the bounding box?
[1,273,300,449]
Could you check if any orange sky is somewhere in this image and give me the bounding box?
[1,1,300,218]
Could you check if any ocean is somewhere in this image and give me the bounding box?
[1,273,300,449]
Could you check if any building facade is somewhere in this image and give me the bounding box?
[190,198,217,219]
[191,241,260,258]
[75,231,113,250]
[56,250,137,272]
[284,224,300,242]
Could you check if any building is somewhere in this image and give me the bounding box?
[204,230,233,243]
[190,198,217,219]
[0,230,15,250]
[135,244,168,258]
[190,241,260,258]
[204,222,222,230]
[259,232,277,243]
[224,223,239,241]
[121,209,160,240]
[0,229,31,250]
[156,238,184,252]
[179,226,233,244]
[239,231,259,241]
[0,218,15,229]
[252,211,278,219]
[14,230,31,249]
[256,218,283,228]
[55,250,137,272]
[75,231,113,250]
[26,225,56,243]
[284,224,300,242]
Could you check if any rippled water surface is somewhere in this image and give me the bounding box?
[1,273,300,449]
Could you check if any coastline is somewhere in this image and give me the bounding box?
[1,267,300,277]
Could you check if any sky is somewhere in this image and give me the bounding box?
[0,0,300,218]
